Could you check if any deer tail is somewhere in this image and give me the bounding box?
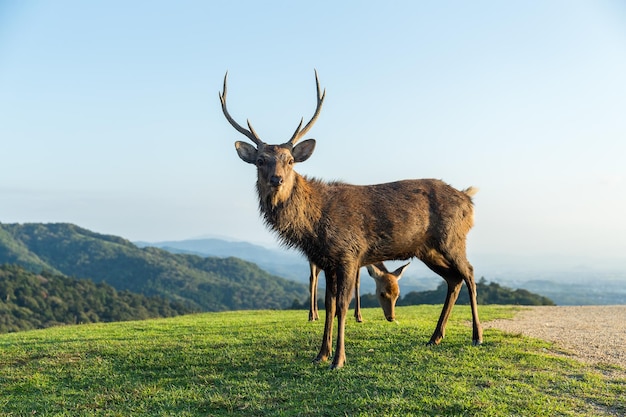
[462,186,479,197]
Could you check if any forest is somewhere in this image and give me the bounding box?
[0,222,309,312]
[0,264,194,333]
[2,262,553,334]
[397,277,555,306]
[291,277,555,310]
[0,222,553,334]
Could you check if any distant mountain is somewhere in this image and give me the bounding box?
[0,223,309,312]
[142,238,626,305]
[469,253,626,305]
[135,237,310,283]
[0,264,194,333]
[291,277,555,310]
[137,238,438,295]
[0,225,53,272]
[516,279,626,305]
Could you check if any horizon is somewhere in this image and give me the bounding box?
[1,2,626,275]
[5,220,626,273]
[4,220,626,308]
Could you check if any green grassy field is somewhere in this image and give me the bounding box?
[0,305,623,416]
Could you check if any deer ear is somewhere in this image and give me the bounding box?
[235,141,257,164]
[366,264,384,279]
[292,139,316,162]
[391,262,411,280]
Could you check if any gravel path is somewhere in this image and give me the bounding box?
[484,305,626,371]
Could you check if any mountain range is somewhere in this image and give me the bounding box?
[135,237,309,283]
[140,237,626,305]
[2,222,624,308]
[135,238,438,295]
[0,223,308,312]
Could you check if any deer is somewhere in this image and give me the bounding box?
[365,262,410,322]
[219,70,482,369]
[308,261,409,323]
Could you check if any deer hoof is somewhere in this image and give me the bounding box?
[473,339,483,346]
[426,338,442,346]
[312,354,329,364]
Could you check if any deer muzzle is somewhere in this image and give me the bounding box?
[270,175,284,187]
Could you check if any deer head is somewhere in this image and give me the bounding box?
[220,71,325,206]
[366,262,410,322]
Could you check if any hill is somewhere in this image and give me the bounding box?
[291,277,554,310]
[137,238,437,294]
[144,238,626,305]
[136,237,311,284]
[0,264,194,333]
[0,306,622,416]
[0,223,308,312]
[398,278,555,306]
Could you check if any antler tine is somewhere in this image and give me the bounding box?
[288,69,326,146]
[219,72,263,146]
[288,118,304,144]
[246,119,261,142]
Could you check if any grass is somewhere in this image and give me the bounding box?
[0,305,623,416]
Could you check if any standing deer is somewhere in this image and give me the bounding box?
[219,71,482,369]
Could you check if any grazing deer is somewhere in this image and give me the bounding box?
[308,261,363,322]
[365,262,410,322]
[219,71,482,369]
[309,261,407,323]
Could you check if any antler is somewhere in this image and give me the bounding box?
[219,72,263,146]
[287,69,326,146]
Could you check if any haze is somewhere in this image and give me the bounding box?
[1,1,626,275]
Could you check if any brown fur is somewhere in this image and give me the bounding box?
[221,72,482,369]
[366,262,410,322]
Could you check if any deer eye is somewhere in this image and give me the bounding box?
[256,158,265,166]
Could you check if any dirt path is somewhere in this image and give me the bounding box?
[484,305,626,371]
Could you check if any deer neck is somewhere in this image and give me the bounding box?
[257,173,322,248]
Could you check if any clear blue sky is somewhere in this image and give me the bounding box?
[1,1,626,270]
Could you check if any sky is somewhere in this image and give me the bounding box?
[1,1,626,273]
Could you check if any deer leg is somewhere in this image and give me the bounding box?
[354,268,363,323]
[459,261,483,345]
[331,265,357,369]
[308,262,319,321]
[428,277,462,345]
[422,250,483,346]
[314,270,336,364]
[421,251,463,345]
[443,255,483,345]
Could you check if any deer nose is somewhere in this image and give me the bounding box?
[386,315,395,322]
[270,175,283,187]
